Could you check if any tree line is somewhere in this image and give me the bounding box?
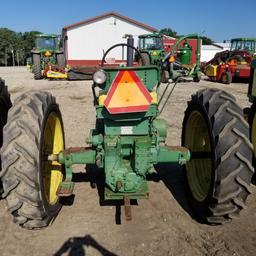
[160,28,214,45]
[0,28,42,66]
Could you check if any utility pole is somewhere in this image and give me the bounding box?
[5,47,7,66]
[17,50,19,66]
[10,46,15,66]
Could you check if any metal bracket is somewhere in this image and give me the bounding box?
[124,195,132,221]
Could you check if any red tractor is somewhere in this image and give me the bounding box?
[203,50,252,84]
[203,38,255,84]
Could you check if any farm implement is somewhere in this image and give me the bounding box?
[0,37,254,229]
[136,33,202,83]
[31,34,65,80]
[203,38,256,84]
[162,34,202,82]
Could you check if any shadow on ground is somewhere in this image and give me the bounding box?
[152,163,196,220]
[53,234,118,256]
[68,163,197,224]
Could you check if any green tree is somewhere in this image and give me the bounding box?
[201,36,214,45]
[0,28,18,66]
[160,28,214,45]
[0,28,42,66]
[22,31,41,56]
[160,28,178,37]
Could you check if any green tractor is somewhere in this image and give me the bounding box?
[31,34,65,80]
[0,79,12,196]
[0,38,254,229]
[137,33,166,66]
[230,38,256,54]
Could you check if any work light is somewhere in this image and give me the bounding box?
[93,70,107,84]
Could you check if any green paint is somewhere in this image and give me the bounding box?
[177,40,192,65]
[55,65,191,201]
[157,147,190,165]
[230,38,256,54]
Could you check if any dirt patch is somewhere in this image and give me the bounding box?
[0,67,256,256]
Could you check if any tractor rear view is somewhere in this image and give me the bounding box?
[0,79,12,196]
[31,34,65,79]
[0,37,254,229]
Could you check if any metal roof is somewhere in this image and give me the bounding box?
[63,12,158,32]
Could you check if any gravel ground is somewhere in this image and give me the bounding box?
[0,66,256,256]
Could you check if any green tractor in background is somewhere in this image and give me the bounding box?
[230,38,256,54]
[137,33,166,66]
[31,34,65,80]
[0,37,254,229]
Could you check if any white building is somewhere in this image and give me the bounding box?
[201,42,231,62]
[62,12,158,66]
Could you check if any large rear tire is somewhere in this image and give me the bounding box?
[138,52,150,66]
[0,91,65,228]
[0,79,12,196]
[32,54,43,80]
[182,89,254,224]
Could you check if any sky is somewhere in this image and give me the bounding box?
[0,0,255,42]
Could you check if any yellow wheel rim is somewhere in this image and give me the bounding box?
[251,112,256,158]
[42,112,64,205]
[184,111,212,202]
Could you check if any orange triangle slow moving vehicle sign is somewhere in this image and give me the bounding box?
[104,70,153,114]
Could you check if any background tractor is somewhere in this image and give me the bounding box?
[0,37,254,229]
[31,34,65,80]
[230,38,256,54]
[203,38,256,84]
[0,78,12,196]
[136,33,166,66]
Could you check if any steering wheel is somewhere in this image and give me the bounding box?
[101,43,144,67]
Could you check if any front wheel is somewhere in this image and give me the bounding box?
[221,71,232,84]
[182,89,254,224]
[0,91,65,229]
[193,73,201,83]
